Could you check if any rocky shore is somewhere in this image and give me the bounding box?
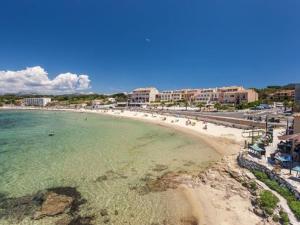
[0,186,94,225]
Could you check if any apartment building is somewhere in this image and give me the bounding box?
[194,88,218,103]
[129,87,159,105]
[160,89,200,102]
[23,98,51,107]
[218,86,258,104]
[194,86,258,104]
[295,84,300,112]
[268,90,295,102]
[130,86,258,106]
[160,90,173,102]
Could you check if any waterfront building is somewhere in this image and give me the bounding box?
[23,98,51,107]
[268,89,295,102]
[160,90,173,102]
[160,89,200,102]
[130,86,258,106]
[294,114,300,134]
[294,84,300,112]
[217,86,258,104]
[194,88,219,103]
[129,87,159,106]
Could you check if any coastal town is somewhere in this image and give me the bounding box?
[1,1,300,225]
[1,84,300,224]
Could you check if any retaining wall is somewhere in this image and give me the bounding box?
[237,152,300,200]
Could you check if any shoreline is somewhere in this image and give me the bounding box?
[0,106,245,157]
[2,106,276,225]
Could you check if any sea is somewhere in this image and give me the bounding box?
[0,110,220,225]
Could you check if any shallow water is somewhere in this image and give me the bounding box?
[0,110,220,224]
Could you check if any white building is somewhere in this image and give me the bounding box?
[23,98,51,107]
[129,87,159,106]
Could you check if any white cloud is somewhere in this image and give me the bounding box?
[0,66,91,94]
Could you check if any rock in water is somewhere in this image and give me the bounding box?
[33,192,73,219]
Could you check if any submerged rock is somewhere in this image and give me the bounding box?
[96,175,108,182]
[33,192,73,219]
[180,216,198,225]
[100,209,108,216]
[152,164,168,172]
[133,171,183,195]
[96,170,128,182]
[68,215,94,225]
[0,193,41,222]
[0,186,89,224]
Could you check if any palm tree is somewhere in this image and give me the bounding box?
[197,102,204,111]
[161,101,165,110]
[283,100,289,111]
[214,102,222,111]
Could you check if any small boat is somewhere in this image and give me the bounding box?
[48,131,55,136]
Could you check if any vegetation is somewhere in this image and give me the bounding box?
[279,210,290,225]
[0,93,128,106]
[255,84,296,104]
[252,170,300,220]
[258,190,279,215]
[235,100,261,110]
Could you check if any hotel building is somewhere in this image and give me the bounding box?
[217,86,258,104]
[160,89,201,102]
[130,86,258,106]
[294,114,300,134]
[129,87,159,106]
[294,84,300,112]
[23,98,51,107]
[194,88,219,103]
[267,89,295,102]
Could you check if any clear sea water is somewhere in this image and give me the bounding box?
[0,110,220,225]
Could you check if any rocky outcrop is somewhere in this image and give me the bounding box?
[33,192,73,219]
[0,186,92,225]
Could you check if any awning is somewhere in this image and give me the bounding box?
[275,155,292,162]
[278,133,300,142]
[292,166,300,173]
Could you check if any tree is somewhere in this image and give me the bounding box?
[214,102,222,111]
[161,101,165,110]
[196,102,205,111]
[283,100,289,111]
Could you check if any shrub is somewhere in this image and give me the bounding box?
[252,170,300,220]
[288,200,300,220]
[252,170,268,180]
[258,190,279,215]
[272,214,280,222]
[279,210,290,225]
[250,181,257,191]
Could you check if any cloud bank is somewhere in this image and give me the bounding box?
[0,66,91,94]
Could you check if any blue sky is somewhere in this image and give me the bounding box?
[0,0,299,94]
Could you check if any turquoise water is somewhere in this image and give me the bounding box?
[0,110,220,224]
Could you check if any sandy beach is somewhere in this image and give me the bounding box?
[0,107,279,225]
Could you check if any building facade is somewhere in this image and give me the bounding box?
[218,86,258,104]
[294,114,300,134]
[294,84,300,112]
[129,87,159,105]
[159,89,200,102]
[268,90,295,102]
[23,98,51,107]
[130,86,258,106]
[194,88,218,103]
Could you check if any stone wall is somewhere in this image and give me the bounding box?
[237,152,300,200]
